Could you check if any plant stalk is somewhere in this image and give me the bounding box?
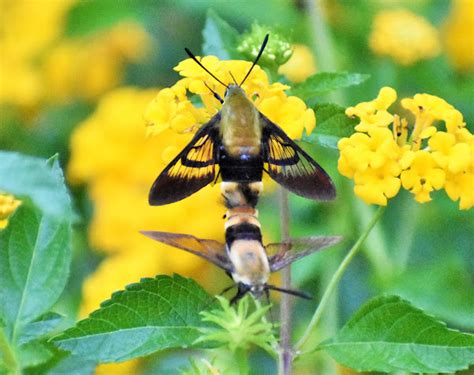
[295,205,386,352]
[235,347,249,375]
[278,188,292,375]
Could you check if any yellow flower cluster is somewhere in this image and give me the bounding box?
[0,0,150,111]
[0,194,21,229]
[68,88,224,317]
[338,87,473,209]
[0,0,74,108]
[444,0,474,72]
[43,22,150,103]
[278,44,317,83]
[145,57,315,140]
[369,9,441,66]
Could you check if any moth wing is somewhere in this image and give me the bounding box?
[261,114,336,200]
[266,236,342,272]
[149,114,220,206]
[141,230,232,272]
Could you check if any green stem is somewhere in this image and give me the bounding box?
[305,0,345,105]
[294,205,386,353]
[235,347,249,375]
[0,328,20,375]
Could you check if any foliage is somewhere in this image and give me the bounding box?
[54,275,218,363]
[319,295,474,373]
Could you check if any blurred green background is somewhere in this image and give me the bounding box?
[1,1,473,374]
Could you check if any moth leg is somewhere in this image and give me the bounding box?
[230,284,250,305]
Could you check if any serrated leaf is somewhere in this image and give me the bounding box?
[318,295,474,373]
[0,205,71,336]
[53,275,218,363]
[20,313,65,345]
[289,72,369,100]
[202,10,240,59]
[302,103,356,149]
[0,151,73,220]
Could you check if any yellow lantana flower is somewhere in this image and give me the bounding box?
[0,194,21,229]
[444,0,474,72]
[369,9,441,66]
[339,87,473,209]
[145,57,315,141]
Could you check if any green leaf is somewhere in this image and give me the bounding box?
[20,313,65,345]
[289,72,370,100]
[0,151,73,220]
[18,341,54,369]
[0,204,71,337]
[202,10,240,59]
[65,0,141,37]
[53,275,217,363]
[302,103,356,149]
[319,295,474,373]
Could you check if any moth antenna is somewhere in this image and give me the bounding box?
[239,33,269,87]
[265,284,312,300]
[228,71,238,85]
[204,82,224,103]
[184,48,228,89]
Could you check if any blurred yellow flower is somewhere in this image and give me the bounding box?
[278,44,317,83]
[43,22,150,102]
[0,194,21,229]
[444,0,474,72]
[339,87,473,209]
[0,0,75,108]
[68,88,224,318]
[369,9,441,66]
[145,57,315,140]
[0,0,150,112]
[95,361,140,375]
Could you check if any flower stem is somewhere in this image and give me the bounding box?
[0,328,20,375]
[278,188,293,375]
[235,347,249,375]
[295,205,386,352]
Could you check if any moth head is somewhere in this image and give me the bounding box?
[224,84,245,100]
